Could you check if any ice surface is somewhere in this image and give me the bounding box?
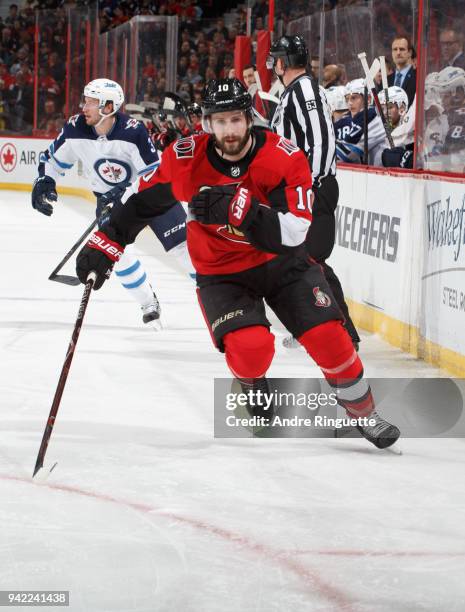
[1,191,464,612]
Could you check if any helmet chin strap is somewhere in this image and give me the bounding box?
[95,104,117,127]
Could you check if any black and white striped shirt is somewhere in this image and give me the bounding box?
[271,74,336,185]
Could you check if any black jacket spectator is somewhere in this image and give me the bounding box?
[388,67,416,109]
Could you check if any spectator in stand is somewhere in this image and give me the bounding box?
[207,18,228,42]
[252,0,268,29]
[141,77,159,102]
[204,66,217,82]
[2,27,20,60]
[48,51,66,83]
[210,30,226,56]
[206,54,218,78]
[179,40,192,60]
[197,40,209,75]
[8,71,33,131]
[178,55,189,79]
[142,54,157,80]
[310,55,321,80]
[186,65,202,85]
[112,6,130,27]
[0,90,8,131]
[242,64,257,88]
[179,28,193,50]
[5,4,19,27]
[388,36,416,108]
[38,65,60,107]
[10,47,30,76]
[225,26,238,53]
[439,29,465,70]
[322,64,343,88]
[0,64,16,90]
[219,53,233,79]
[38,98,59,131]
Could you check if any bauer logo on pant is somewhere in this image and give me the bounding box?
[212,310,244,332]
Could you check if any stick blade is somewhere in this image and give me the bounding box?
[49,274,81,286]
[33,462,58,481]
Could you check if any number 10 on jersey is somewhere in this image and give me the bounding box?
[295,186,313,212]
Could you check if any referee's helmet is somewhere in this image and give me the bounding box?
[267,35,308,70]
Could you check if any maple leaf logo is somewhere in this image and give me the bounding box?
[103,165,122,181]
[0,142,17,172]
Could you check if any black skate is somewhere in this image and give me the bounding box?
[357,410,400,449]
[238,377,275,420]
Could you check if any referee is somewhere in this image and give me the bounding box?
[268,35,360,349]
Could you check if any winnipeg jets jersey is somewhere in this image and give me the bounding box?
[39,112,160,194]
[335,107,386,165]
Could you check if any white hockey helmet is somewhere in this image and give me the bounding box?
[425,71,440,91]
[325,85,348,111]
[437,66,465,94]
[378,86,408,113]
[344,78,366,97]
[83,78,125,118]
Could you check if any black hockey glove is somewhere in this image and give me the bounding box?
[76,228,124,290]
[96,183,129,229]
[189,185,259,231]
[31,176,57,216]
[382,146,414,169]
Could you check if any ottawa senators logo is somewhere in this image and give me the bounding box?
[174,136,195,158]
[313,286,331,307]
[217,224,249,244]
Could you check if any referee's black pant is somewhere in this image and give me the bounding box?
[305,174,360,345]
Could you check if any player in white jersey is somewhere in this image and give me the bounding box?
[31,78,193,327]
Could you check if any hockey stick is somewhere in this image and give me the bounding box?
[33,271,97,479]
[48,204,112,286]
[363,86,369,165]
[358,52,395,149]
[379,55,390,128]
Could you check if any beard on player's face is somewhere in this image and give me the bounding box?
[211,111,252,157]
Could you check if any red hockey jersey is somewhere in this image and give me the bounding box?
[117,129,313,275]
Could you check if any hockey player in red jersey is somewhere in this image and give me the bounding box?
[76,78,400,449]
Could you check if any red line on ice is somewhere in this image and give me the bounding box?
[2,473,353,611]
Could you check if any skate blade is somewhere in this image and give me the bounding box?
[385,441,403,455]
[145,318,163,331]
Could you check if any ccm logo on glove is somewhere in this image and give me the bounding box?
[229,187,254,227]
[88,231,123,261]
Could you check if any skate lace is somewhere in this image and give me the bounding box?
[365,410,389,436]
[141,297,160,314]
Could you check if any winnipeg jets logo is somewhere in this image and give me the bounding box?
[230,166,241,177]
[313,287,331,307]
[94,158,131,186]
[125,119,140,129]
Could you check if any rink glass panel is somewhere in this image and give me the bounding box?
[33,5,98,130]
[416,0,465,174]
[286,1,416,84]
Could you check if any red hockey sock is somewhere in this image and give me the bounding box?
[298,321,374,417]
[224,326,275,379]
